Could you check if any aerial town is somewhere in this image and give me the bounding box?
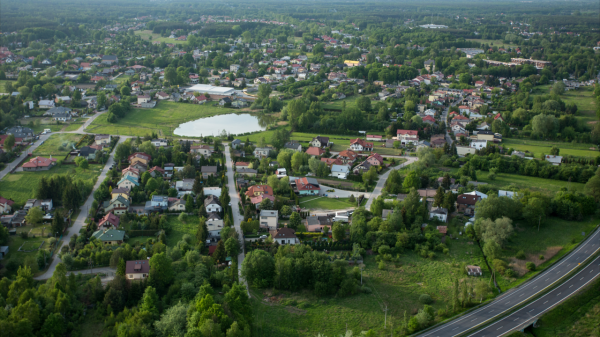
[0,1,599,336]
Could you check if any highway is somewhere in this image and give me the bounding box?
[418,227,600,337]
[468,255,600,337]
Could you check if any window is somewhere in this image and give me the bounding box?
[129,275,133,279]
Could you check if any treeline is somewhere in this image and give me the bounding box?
[36,175,92,210]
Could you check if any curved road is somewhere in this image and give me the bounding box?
[469,255,600,337]
[364,156,418,210]
[418,227,600,337]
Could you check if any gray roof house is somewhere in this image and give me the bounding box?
[284,141,302,152]
[6,126,35,139]
[175,179,194,191]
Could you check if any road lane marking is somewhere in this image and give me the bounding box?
[544,301,548,304]
[557,293,561,296]
[545,278,549,281]
[520,294,524,297]
[570,285,573,288]
[496,326,503,330]
[453,327,460,330]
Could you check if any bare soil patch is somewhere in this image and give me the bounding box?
[509,246,562,276]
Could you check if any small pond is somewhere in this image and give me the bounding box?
[173,113,275,137]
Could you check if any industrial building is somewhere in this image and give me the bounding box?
[186,84,236,97]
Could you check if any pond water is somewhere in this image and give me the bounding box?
[173,113,274,137]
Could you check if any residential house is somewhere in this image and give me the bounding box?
[117,176,140,190]
[144,195,169,212]
[156,92,170,100]
[306,146,325,157]
[204,195,222,213]
[259,210,279,231]
[98,212,120,229]
[305,215,334,232]
[207,217,224,241]
[475,130,502,143]
[131,161,148,172]
[456,194,481,216]
[151,139,168,147]
[396,130,419,145]
[338,150,358,164]
[148,166,166,178]
[364,153,384,166]
[22,156,57,171]
[310,136,329,148]
[126,260,150,280]
[38,100,55,109]
[466,265,483,276]
[201,166,217,179]
[330,164,351,179]
[122,166,140,180]
[0,197,15,214]
[103,196,130,215]
[191,145,213,157]
[91,229,125,245]
[237,168,258,177]
[429,207,448,222]
[101,55,118,65]
[7,126,35,140]
[366,135,383,142]
[95,134,112,146]
[292,177,320,195]
[283,141,302,152]
[168,198,186,212]
[430,134,446,148]
[111,188,131,201]
[273,227,299,245]
[231,139,243,149]
[203,187,222,197]
[78,146,97,160]
[470,140,487,150]
[456,146,476,157]
[253,147,272,158]
[175,179,194,191]
[349,138,373,152]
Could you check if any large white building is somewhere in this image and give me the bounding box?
[186,84,235,96]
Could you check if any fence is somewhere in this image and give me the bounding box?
[127,230,160,238]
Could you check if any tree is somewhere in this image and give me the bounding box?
[551,81,565,95]
[478,217,514,247]
[25,206,44,226]
[280,205,292,217]
[116,258,126,276]
[154,302,188,337]
[4,134,15,151]
[357,96,372,111]
[97,91,107,109]
[465,223,502,293]
[115,142,132,161]
[288,212,301,230]
[140,286,160,318]
[433,186,444,207]
[148,252,174,292]
[196,216,208,243]
[362,166,378,188]
[51,210,65,236]
[291,152,303,172]
[523,197,546,231]
[213,240,226,263]
[146,178,159,192]
[550,146,559,156]
[332,222,345,241]
[242,249,275,288]
[225,237,239,257]
[402,170,420,190]
[584,168,600,202]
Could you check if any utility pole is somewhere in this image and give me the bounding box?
[383,303,388,329]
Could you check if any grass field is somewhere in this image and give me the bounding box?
[0,80,13,93]
[447,168,585,194]
[503,138,599,158]
[64,122,85,132]
[33,133,83,156]
[0,234,55,277]
[299,197,359,210]
[531,276,600,337]
[86,101,231,137]
[531,85,598,124]
[19,117,65,134]
[250,215,596,336]
[165,215,199,247]
[466,38,519,49]
[127,236,156,246]
[134,30,187,45]
[0,164,104,206]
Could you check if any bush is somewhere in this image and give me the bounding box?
[526,262,536,271]
[378,261,385,270]
[505,269,515,277]
[419,294,433,304]
[539,255,544,260]
[516,250,526,260]
[360,286,372,294]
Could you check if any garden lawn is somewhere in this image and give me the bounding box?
[165,215,200,247]
[86,101,231,137]
[0,164,104,206]
[0,233,54,277]
[126,236,156,246]
[64,122,85,132]
[447,169,585,194]
[33,133,83,156]
[299,197,361,210]
[134,30,186,45]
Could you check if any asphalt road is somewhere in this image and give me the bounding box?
[223,144,249,291]
[34,136,127,280]
[364,156,418,210]
[468,255,600,337]
[0,133,53,180]
[418,227,600,337]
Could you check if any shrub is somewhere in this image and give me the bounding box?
[505,269,515,277]
[378,261,385,270]
[516,250,526,260]
[526,262,536,271]
[419,294,433,304]
[360,286,372,294]
[539,255,544,260]
[493,259,508,275]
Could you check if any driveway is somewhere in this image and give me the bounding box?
[364,156,418,210]
[223,144,249,292]
[34,137,127,280]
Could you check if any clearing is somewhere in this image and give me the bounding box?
[134,30,187,45]
[502,138,599,158]
[299,197,360,210]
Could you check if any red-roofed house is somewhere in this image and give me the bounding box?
[321,157,343,167]
[494,113,504,122]
[350,138,373,152]
[305,146,325,157]
[338,150,358,164]
[245,185,274,198]
[396,130,419,145]
[293,177,320,195]
[0,196,15,213]
[366,135,383,142]
[99,212,120,229]
[148,166,166,178]
[365,153,384,166]
[22,156,57,171]
[128,152,151,165]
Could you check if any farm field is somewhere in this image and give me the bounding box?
[503,138,599,158]
[447,168,585,194]
[32,133,83,156]
[249,216,596,336]
[86,101,232,137]
[0,164,104,206]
